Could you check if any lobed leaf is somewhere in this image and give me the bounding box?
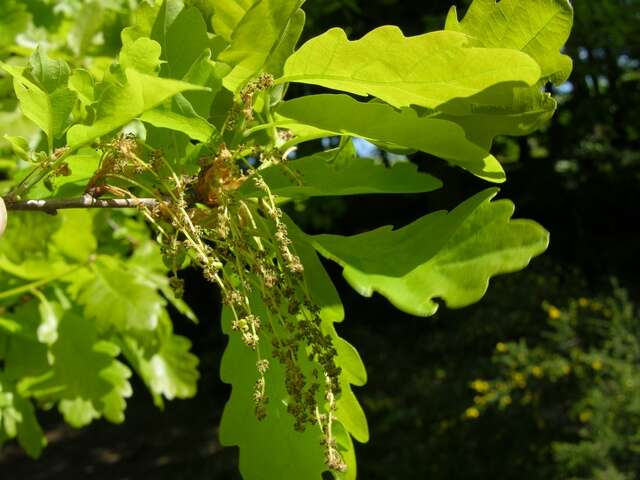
[219,0,305,92]
[276,94,505,182]
[16,311,133,428]
[120,313,199,406]
[311,188,549,317]
[0,50,76,151]
[279,26,541,110]
[211,0,257,41]
[75,256,166,333]
[66,69,207,148]
[0,373,46,458]
[238,140,442,198]
[445,0,573,84]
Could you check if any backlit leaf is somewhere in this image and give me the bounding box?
[66,69,207,148]
[277,94,505,182]
[219,0,305,91]
[311,188,549,317]
[279,27,541,110]
[445,0,573,84]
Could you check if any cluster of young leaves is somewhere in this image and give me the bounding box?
[0,0,573,478]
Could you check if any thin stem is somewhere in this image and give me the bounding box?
[3,195,162,214]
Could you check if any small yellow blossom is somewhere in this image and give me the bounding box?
[561,364,571,376]
[499,395,512,408]
[531,366,543,378]
[471,379,490,393]
[464,407,480,420]
[512,372,527,388]
[591,359,603,371]
[547,305,562,320]
[578,298,589,308]
[496,342,508,353]
[474,395,487,406]
[579,410,593,423]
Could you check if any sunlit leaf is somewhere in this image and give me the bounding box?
[279,27,541,110]
[219,0,305,91]
[311,188,549,317]
[66,69,207,148]
[277,94,505,182]
[445,0,573,84]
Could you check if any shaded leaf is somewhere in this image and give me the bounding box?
[120,313,199,405]
[140,94,216,142]
[238,140,442,198]
[76,256,166,333]
[0,373,46,458]
[18,311,132,428]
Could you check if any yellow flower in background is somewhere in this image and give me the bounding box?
[512,372,527,388]
[579,410,593,423]
[578,297,589,307]
[499,395,512,408]
[531,366,543,378]
[465,407,480,420]
[547,305,562,320]
[592,359,603,371]
[471,379,490,393]
[496,342,508,353]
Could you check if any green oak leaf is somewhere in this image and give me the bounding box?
[0,373,46,458]
[0,1,30,48]
[66,69,207,148]
[219,215,367,480]
[46,149,101,198]
[219,0,305,92]
[151,3,211,80]
[311,188,549,317]
[0,210,96,280]
[276,94,505,182]
[182,50,229,117]
[278,27,541,110]
[68,69,96,106]
[140,93,216,142]
[238,140,442,198]
[0,50,76,151]
[27,47,72,93]
[119,35,163,75]
[436,0,574,148]
[211,0,256,41]
[17,311,132,428]
[75,256,166,333]
[433,84,558,150]
[120,313,199,406]
[445,0,573,84]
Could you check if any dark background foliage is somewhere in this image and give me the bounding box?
[2,0,639,478]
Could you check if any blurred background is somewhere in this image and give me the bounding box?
[1,0,639,478]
